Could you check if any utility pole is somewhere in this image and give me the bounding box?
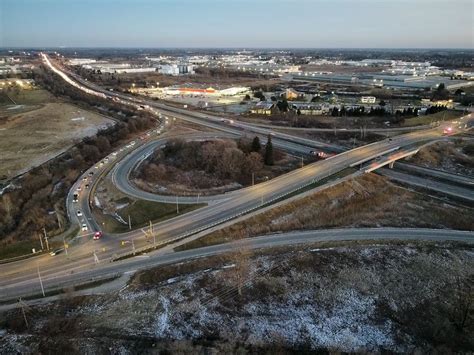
[43,228,49,251]
[301,156,304,168]
[55,210,62,230]
[18,298,29,329]
[252,172,255,186]
[197,192,201,204]
[176,196,179,214]
[38,233,44,250]
[128,215,131,230]
[132,239,136,255]
[37,265,45,297]
[63,237,68,256]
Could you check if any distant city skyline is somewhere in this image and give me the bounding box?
[1,0,473,49]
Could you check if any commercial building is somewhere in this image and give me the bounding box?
[360,96,376,104]
[158,64,194,76]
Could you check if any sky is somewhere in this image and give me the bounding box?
[1,0,473,48]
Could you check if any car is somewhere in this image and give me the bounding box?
[82,223,88,231]
[85,184,90,189]
[77,210,82,216]
[88,171,94,176]
[95,165,100,169]
[50,248,63,256]
[73,193,79,203]
[82,177,88,181]
[76,186,81,191]
[443,126,453,135]
[93,231,103,240]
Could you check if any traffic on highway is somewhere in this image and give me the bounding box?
[0,54,472,303]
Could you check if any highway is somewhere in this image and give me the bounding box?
[379,168,474,203]
[394,162,474,188]
[243,121,432,134]
[0,54,471,301]
[1,228,473,302]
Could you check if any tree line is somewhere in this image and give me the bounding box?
[0,66,159,245]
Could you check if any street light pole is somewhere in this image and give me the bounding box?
[63,237,68,256]
[176,196,179,214]
[43,228,49,251]
[37,265,45,297]
[38,233,44,250]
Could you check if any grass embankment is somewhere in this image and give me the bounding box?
[402,110,463,127]
[93,199,206,234]
[0,240,62,261]
[176,173,474,251]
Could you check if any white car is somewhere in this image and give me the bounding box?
[77,210,82,216]
[82,223,88,231]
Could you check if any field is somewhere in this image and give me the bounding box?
[404,139,474,176]
[402,109,463,126]
[0,89,114,181]
[1,242,472,353]
[178,173,474,250]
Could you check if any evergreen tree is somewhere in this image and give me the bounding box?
[264,134,274,166]
[251,136,261,152]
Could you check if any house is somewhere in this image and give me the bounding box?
[285,88,300,100]
[250,101,275,115]
[360,96,377,104]
[291,102,331,115]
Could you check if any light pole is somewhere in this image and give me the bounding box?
[37,265,45,297]
[43,228,49,251]
[63,237,68,256]
[38,233,44,250]
[176,196,179,214]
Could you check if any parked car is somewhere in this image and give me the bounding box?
[82,223,88,231]
[77,210,82,216]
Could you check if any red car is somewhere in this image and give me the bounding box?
[93,231,103,240]
[443,127,453,135]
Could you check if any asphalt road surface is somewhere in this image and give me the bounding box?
[1,228,472,303]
